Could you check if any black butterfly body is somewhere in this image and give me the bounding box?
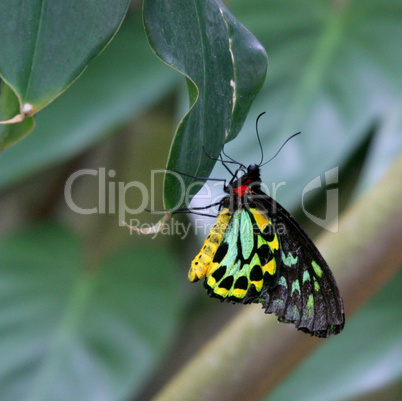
[188,163,345,338]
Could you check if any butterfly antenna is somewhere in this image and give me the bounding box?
[202,145,240,166]
[221,145,245,168]
[202,145,222,163]
[202,145,242,177]
[260,131,301,167]
[256,112,266,166]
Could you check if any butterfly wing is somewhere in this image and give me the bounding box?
[189,205,281,304]
[253,194,345,338]
[188,194,344,338]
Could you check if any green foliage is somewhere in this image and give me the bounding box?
[144,0,267,209]
[0,225,182,401]
[0,1,400,401]
[209,0,402,208]
[0,12,178,188]
[0,0,129,112]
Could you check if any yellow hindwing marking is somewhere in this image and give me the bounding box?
[268,233,279,252]
[231,288,247,298]
[256,234,277,276]
[248,253,264,291]
[251,208,279,252]
[252,278,263,292]
[251,208,270,232]
[206,264,220,287]
[188,208,231,282]
[262,258,276,275]
[214,286,230,297]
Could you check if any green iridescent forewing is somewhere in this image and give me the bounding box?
[204,208,280,303]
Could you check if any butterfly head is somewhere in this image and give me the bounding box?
[246,163,261,183]
[227,163,261,197]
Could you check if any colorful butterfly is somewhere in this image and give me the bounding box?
[186,117,345,338]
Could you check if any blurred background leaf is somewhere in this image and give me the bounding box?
[266,270,402,401]
[0,1,401,401]
[0,0,130,113]
[0,224,182,401]
[200,0,402,213]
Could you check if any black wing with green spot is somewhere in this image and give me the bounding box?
[254,194,345,338]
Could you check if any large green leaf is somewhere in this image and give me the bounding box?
[0,12,178,189]
[0,81,34,150]
[144,0,268,210]
[0,225,182,401]
[0,0,130,115]
[266,270,402,401]
[190,0,401,214]
[356,99,402,195]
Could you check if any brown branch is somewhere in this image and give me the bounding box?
[152,155,402,401]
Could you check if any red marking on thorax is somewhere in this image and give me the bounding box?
[234,179,251,197]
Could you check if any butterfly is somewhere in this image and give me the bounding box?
[185,116,345,338]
